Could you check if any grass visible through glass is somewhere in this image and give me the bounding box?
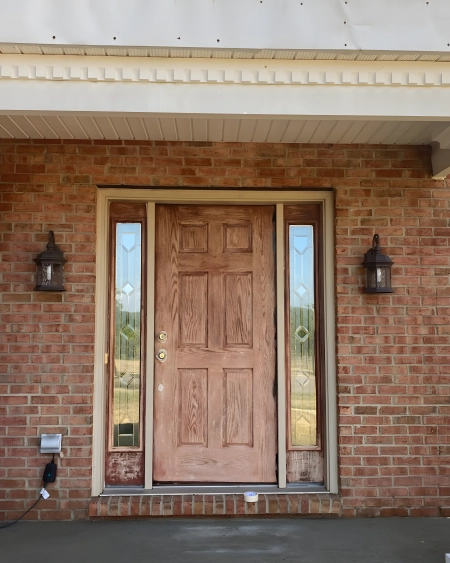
[113,223,142,448]
[289,225,317,447]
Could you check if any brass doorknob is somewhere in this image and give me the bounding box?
[156,349,167,362]
[157,331,167,342]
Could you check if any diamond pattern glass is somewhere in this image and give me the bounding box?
[289,225,317,447]
[113,223,142,448]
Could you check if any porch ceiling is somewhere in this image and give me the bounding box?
[0,115,436,146]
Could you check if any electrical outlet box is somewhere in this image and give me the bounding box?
[40,434,62,454]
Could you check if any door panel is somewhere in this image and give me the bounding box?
[153,205,276,483]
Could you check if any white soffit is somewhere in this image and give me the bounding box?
[0,115,435,146]
[2,0,450,61]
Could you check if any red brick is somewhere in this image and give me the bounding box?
[1,140,449,522]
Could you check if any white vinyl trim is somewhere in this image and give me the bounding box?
[1,54,450,87]
[92,188,337,495]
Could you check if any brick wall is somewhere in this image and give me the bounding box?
[0,139,449,520]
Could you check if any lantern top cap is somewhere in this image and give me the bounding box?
[34,231,66,263]
[362,234,393,267]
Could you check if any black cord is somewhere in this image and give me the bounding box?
[0,489,43,530]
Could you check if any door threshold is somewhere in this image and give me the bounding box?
[101,483,327,496]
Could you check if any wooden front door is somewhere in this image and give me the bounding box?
[153,205,276,483]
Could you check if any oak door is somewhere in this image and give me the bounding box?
[153,205,276,483]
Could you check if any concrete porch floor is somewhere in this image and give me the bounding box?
[1,518,449,563]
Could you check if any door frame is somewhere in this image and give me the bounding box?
[92,188,337,495]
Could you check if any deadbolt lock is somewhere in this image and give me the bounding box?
[156,349,167,362]
[157,331,167,342]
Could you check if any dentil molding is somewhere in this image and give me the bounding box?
[1,54,450,87]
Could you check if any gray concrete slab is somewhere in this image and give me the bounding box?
[0,518,449,563]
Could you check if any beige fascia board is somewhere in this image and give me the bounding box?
[92,190,109,496]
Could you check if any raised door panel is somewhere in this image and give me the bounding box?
[224,273,253,348]
[178,273,208,347]
[153,205,276,483]
[178,369,208,446]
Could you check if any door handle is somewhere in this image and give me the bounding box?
[157,331,167,342]
[156,349,167,362]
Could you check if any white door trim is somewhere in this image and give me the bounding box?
[92,188,337,495]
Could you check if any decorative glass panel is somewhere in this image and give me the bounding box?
[113,224,142,448]
[289,225,317,447]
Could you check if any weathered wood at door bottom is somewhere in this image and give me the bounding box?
[89,493,342,518]
[105,452,144,486]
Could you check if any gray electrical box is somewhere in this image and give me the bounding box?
[40,434,62,454]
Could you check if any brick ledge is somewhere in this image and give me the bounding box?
[89,494,342,519]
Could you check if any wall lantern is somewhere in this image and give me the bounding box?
[362,234,393,293]
[34,231,67,291]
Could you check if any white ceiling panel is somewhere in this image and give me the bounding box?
[127,117,149,140]
[237,119,257,142]
[192,118,208,141]
[325,121,354,144]
[369,121,400,144]
[8,115,44,138]
[207,119,223,142]
[26,116,59,139]
[310,120,340,143]
[408,124,432,145]
[142,118,163,140]
[282,121,306,143]
[394,122,429,145]
[159,118,178,141]
[338,121,368,144]
[59,116,89,139]
[0,115,29,137]
[109,117,134,140]
[297,120,321,143]
[175,118,192,141]
[93,117,119,139]
[383,122,415,144]
[0,113,444,148]
[76,116,104,140]
[353,121,385,144]
[266,120,289,143]
[44,116,75,138]
[223,119,239,142]
[252,120,272,142]
[0,120,13,137]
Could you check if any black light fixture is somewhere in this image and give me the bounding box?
[34,231,67,291]
[362,234,393,293]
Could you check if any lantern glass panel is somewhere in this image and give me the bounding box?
[42,263,52,286]
[52,264,63,286]
[366,267,377,290]
[385,267,392,289]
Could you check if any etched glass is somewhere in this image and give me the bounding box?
[113,223,142,448]
[289,225,317,447]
